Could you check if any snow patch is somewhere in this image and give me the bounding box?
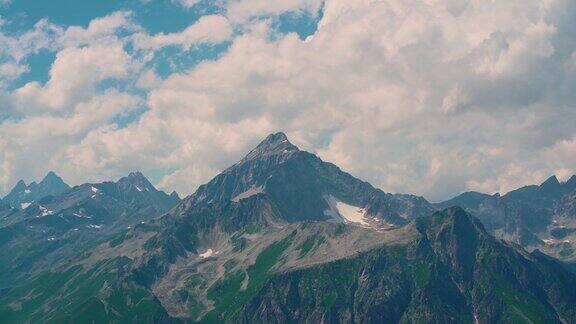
[91,186,99,193]
[38,206,53,217]
[73,212,91,219]
[87,224,102,229]
[198,249,213,258]
[324,196,369,227]
[135,186,143,192]
[24,189,31,194]
[335,201,369,226]
[21,202,31,209]
[199,249,215,258]
[231,186,264,202]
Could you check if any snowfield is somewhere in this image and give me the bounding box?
[199,249,215,258]
[335,201,369,226]
[324,195,370,227]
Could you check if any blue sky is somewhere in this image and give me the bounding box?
[2,0,217,88]
[1,0,321,90]
[3,0,219,32]
[0,0,575,201]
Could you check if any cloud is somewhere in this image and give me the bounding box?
[0,18,63,62]
[0,62,28,79]
[1,0,576,202]
[12,40,133,113]
[0,90,140,192]
[546,135,576,180]
[174,0,201,9]
[0,10,137,64]
[0,12,141,191]
[59,11,139,47]
[225,0,323,23]
[141,0,576,199]
[132,15,232,51]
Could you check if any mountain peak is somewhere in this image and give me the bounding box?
[12,180,27,192]
[264,131,289,143]
[44,171,58,179]
[416,206,487,236]
[127,171,146,180]
[3,173,69,209]
[40,171,65,185]
[541,175,560,187]
[540,175,562,195]
[120,171,153,188]
[241,132,298,162]
[38,171,70,192]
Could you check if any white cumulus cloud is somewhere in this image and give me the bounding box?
[1,0,576,202]
[132,15,232,51]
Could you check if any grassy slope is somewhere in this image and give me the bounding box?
[0,257,169,324]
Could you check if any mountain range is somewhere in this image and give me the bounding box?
[436,174,576,264]
[0,132,575,323]
[3,171,70,210]
[0,171,180,289]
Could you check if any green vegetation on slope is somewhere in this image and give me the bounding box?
[204,231,296,321]
[0,257,169,324]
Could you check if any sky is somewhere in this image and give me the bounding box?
[0,0,575,202]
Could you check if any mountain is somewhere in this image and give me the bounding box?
[181,132,434,226]
[435,191,497,210]
[437,175,576,264]
[0,199,14,224]
[3,171,70,209]
[1,133,575,323]
[0,171,180,288]
[236,208,576,323]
